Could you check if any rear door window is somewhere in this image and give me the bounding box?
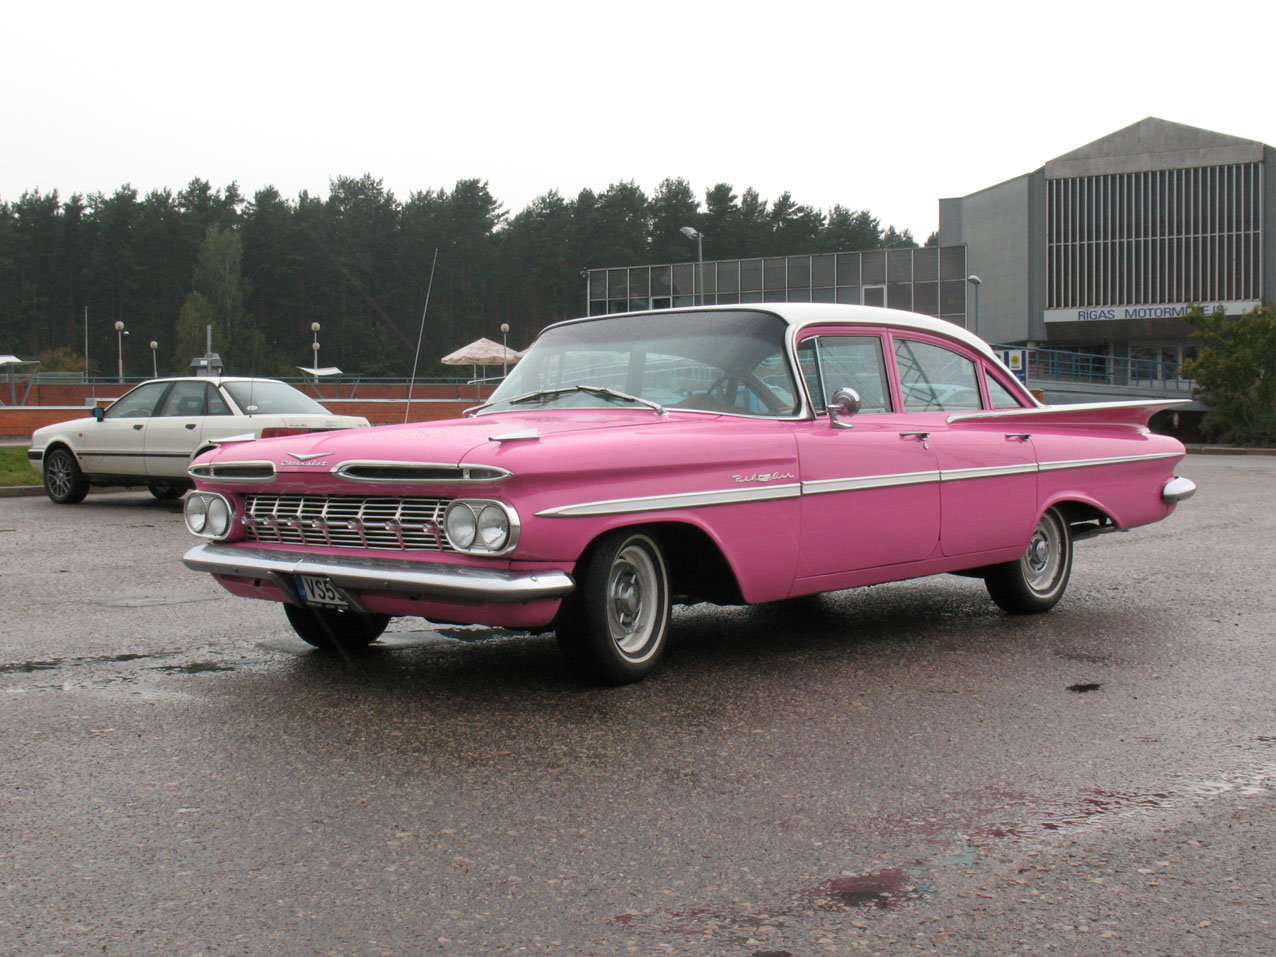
[893,339,982,412]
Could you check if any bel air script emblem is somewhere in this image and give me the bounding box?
[285,452,329,467]
[732,471,796,484]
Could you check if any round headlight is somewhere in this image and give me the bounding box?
[444,502,477,549]
[476,505,510,551]
[185,494,208,534]
[207,496,232,537]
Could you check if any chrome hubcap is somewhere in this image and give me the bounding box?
[1022,513,1065,593]
[606,542,660,658]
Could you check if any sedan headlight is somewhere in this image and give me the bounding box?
[443,500,518,555]
[185,492,235,540]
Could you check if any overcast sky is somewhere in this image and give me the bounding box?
[4,0,1271,243]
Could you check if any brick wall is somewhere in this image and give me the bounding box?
[2,398,478,440]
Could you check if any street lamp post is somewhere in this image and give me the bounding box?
[149,340,158,377]
[966,275,982,338]
[500,323,510,379]
[114,321,126,382]
[679,226,704,305]
[310,322,321,384]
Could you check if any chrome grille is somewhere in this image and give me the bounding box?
[243,494,453,551]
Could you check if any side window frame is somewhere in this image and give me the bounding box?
[885,334,987,414]
[795,330,893,415]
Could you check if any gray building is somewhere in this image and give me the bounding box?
[941,117,1274,379]
[592,117,1271,390]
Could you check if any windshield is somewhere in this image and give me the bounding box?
[222,380,331,415]
[479,310,799,416]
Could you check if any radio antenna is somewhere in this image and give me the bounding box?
[404,249,439,424]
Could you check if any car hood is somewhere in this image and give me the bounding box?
[198,409,799,489]
[207,411,676,468]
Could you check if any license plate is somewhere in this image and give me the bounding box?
[296,574,348,608]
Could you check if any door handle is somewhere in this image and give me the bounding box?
[185,423,198,429]
[1005,433,1032,442]
[132,424,144,430]
[900,431,930,450]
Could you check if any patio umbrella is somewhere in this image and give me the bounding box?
[441,337,524,397]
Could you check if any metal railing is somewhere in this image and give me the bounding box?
[995,346,1195,395]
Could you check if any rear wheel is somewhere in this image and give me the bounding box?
[284,603,390,651]
[984,506,1073,614]
[43,448,90,504]
[555,530,671,685]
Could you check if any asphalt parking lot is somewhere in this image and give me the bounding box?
[3,454,1276,955]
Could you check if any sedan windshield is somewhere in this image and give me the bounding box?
[479,310,799,416]
[222,380,331,415]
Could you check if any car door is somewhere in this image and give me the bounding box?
[80,380,172,478]
[143,380,213,478]
[793,332,941,583]
[892,337,1038,557]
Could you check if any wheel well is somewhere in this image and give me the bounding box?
[1050,500,1119,540]
[42,442,78,467]
[578,522,744,606]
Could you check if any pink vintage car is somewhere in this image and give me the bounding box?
[182,304,1195,684]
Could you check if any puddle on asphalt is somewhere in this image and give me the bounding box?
[0,652,159,673]
[151,662,235,674]
[808,868,930,911]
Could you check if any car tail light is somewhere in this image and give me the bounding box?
[259,427,308,439]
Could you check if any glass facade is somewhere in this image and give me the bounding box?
[1046,163,1264,308]
[588,245,969,326]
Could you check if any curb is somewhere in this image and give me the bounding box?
[0,485,149,499]
[1184,445,1276,456]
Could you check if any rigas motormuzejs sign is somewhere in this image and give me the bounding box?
[1044,300,1260,323]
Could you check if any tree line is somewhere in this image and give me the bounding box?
[0,175,925,379]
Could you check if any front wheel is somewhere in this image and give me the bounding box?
[555,530,671,685]
[984,506,1073,614]
[148,481,185,501]
[284,603,390,651]
[43,448,90,504]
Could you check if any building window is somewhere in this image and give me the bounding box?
[1047,163,1263,308]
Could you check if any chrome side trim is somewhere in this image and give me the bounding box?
[940,463,1039,482]
[188,460,278,482]
[1038,452,1181,472]
[535,452,1185,518]
[1162,476,1197,503]
[802,470,940,495]
[183,542,574,603]
[332,461,511,483]
[535,483,801,518]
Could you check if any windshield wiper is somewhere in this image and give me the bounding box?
[473,384,665,415]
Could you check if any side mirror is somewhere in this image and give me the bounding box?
[828,387,861,430]
[92,406,105,422]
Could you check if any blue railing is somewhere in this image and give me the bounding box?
[994,346,1194,394]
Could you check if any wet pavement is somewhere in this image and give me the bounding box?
[2,454,1275,955]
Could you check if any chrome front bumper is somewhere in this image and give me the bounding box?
[1162,476,1197,503]
[183,542,575,604]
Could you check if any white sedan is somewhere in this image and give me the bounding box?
[28,377,369,504]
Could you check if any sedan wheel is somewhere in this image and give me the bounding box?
[555,530,671,685]
[985,506,1073,614]
[148,482,185,501]
[284,603,390,652]
[43,448,90,504]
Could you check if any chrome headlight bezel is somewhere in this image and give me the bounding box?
[184,491,236,540]
[443,499,520,556]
